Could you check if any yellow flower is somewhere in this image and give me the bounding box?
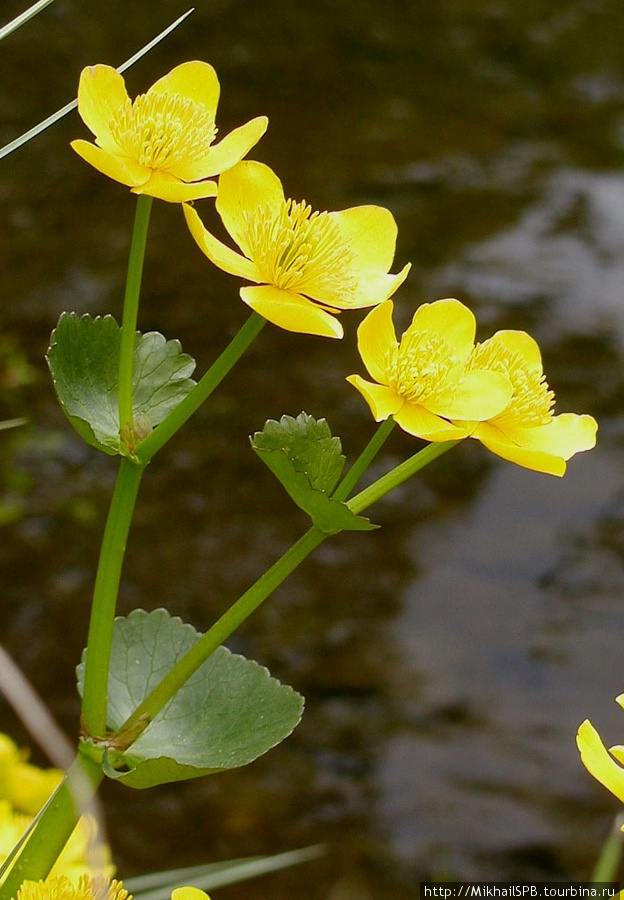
[0,734,62,815]
[0,735,112,886]
[577,698,624,804]
[0,802,113,887]
[183,160,410,338]
[464,330,597,476]
[346,298,513,440]
[71,62,267,202]
[171,890,210,900]
[16,875,128,900]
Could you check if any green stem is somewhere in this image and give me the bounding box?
[81,458,145,739]
[135,311,266,463]
[347,439,459,514]
[117,525,325,742]
[117,438,459,743]
[0,754,103,900]
[332,418,395,502]
[118,194,153,432]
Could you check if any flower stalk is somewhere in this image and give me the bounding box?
[80,458,145,740]
[118,195,153,433]
[135,311,266,463]
[116,434,457,743]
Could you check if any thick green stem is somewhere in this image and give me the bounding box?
[135,311,266,463]
[117,439,459,742]
[81,458,145,739]
[332,418,395,502]
[118,194,153,432]
[0,754,103,900]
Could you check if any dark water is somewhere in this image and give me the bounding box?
[1,1,624,896]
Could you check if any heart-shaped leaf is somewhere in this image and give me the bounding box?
[251,412,376,534]
[77,609,304,788]
[47,313,196,456]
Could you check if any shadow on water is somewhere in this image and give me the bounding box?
[1,1,624,896]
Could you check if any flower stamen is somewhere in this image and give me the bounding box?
[384,330,462,403]
[109,92,217,172]
[243,200,357,298]
[471,341,554,425]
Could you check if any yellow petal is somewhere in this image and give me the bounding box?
[216,161,285,256]
[481,329,543,374]
[346,375,403,420]
[499,413,598,460]
[172,889,210,900]
[577,719,624,803]
[471,421,567,476]
[410,298,476,363]
[331,264,411,309]
[148,61,220,114]
[134,171,218,202]
[356,300,397,384]
[330,205,399,273]
[394,403,470,441]
[428,370,513,421]
[76,65,129,154]
[184,116,268,181]
[240,285,343,338]
[183,204,261,280]
[70,140,150,188]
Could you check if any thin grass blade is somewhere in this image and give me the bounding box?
[0,0,56,44]
[125,846,325,900]
[0,7,194,161]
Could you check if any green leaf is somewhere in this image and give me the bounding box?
[47,313,196,456]
[76,609,304,789]
[251,412,376,534]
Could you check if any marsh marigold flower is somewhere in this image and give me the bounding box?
[71,62,267,202]
[16,876,128,900]
[577,698,624,805]
[463,330,597,476]
[183,160,410,338]
[346,298,513,440]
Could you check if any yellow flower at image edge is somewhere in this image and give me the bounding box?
[183,160,410,338]
[577,697,624,805]
[346,298,513,440]
[13,881,211,900]
[0,733,62,815]
[71,62,267,202]
[16,876,128,900]
[464,330,597,476]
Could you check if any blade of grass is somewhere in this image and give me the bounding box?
[0,7,194,160]
[0,0,57,43]
[125,846,325,900]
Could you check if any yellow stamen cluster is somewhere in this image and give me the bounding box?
[471,341,554,425]
[384,330,462,403]
[109,92,217,171]
[244,200,357,297]
[16,876,129,900]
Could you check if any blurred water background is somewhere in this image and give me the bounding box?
[1,1,624,897]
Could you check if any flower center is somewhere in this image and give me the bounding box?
[471,342,554,425]
[384,329,463,402]
[110,91,216,171]
[243,200,357,299]
[17,876,130,900]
